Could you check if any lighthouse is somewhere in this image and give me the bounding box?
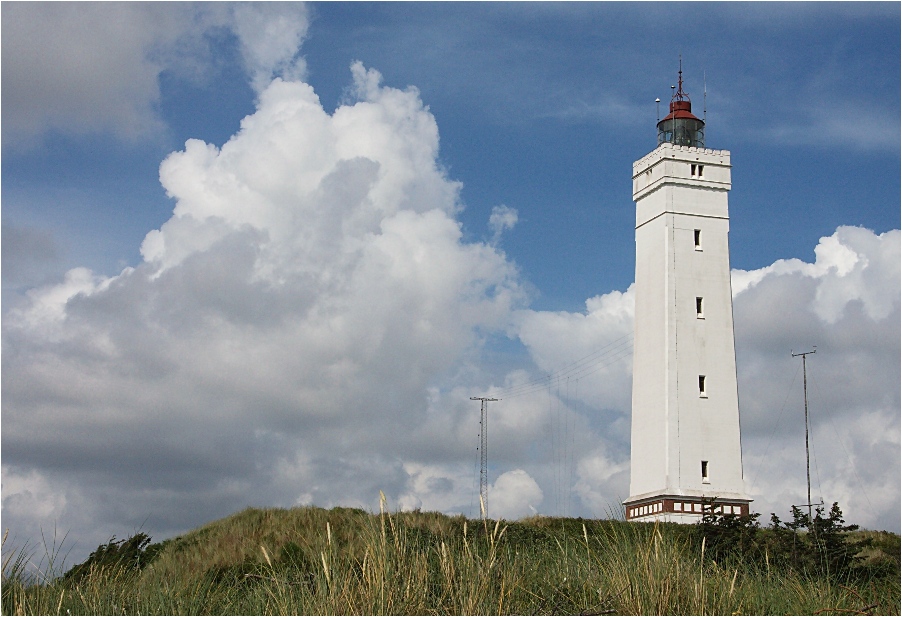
[624,66,751,522]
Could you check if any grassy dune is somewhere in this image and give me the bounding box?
[3,504,899,615]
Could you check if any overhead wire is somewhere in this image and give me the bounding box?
[568,377,579,517]
[749,360,801,485]
[804,360,824,508]
[565,376,570,516]
[510,345,633,401]
[551,382,557,515]
[476,331,633,517]
[808,368,877,520]
[494,332,633,516]
[498,332,632,396]
[499,333,634,400]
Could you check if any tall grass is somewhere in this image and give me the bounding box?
[3,506,899,615]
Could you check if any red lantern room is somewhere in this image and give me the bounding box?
[657,62,705,148]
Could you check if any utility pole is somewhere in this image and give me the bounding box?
[791,348,816,520]
[471,397,499,518]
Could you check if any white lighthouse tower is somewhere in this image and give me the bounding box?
[624,67,751,522]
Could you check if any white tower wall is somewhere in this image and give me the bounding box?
[625,143,751,522]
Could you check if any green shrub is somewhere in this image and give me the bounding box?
[62,532,164,584]
[694,501,895,583]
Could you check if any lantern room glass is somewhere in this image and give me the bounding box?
[657,117,705,148]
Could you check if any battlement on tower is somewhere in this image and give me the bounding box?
[633,143,730,176]
[633,142,732,204]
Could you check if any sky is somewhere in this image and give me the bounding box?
[2,2,899,567]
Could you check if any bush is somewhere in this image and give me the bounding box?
[63,532,163,583]
[695,505,763,564]
[767,502,869,578]
[695,501,881,581]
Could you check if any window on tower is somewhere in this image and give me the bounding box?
[696,297,704,318]
[694,229,702,250]
[698,164,704,177]
[699,375,707,397]
[701,461,710,483]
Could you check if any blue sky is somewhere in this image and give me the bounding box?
[3,3,899,564]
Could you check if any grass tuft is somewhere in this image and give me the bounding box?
[3,506,899,615]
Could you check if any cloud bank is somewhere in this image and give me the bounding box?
[2,54,898,565]
[3,61,527,553]
[1,3,309,147]
[732,227,900,527]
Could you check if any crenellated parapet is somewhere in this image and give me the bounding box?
[633,143,731,205]
[633,142,730,175]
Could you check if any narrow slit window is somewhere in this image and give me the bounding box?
[699,375,707,396]
[694,229,702,250]
[691,164,697,176]
[696,297,704,318]
[701,460,710,483]
[698,165,704,177]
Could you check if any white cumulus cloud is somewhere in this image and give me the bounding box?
[731,226,899,530]
[489,470,544,519]
[732,226,900,323]
[488,205,519,244]
[232,3,310,94]
[2,63,526,559]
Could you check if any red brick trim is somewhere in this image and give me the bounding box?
[625,498,750,520]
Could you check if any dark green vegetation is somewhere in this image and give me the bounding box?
[3,502,899,615]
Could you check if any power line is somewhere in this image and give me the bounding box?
[506,346,633,401]
[499,332,632,396]
[808,368,877,521]
[569,377,578,517]
[470,332,633,517]
[500,333,634,400]
[749,358,802,484]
